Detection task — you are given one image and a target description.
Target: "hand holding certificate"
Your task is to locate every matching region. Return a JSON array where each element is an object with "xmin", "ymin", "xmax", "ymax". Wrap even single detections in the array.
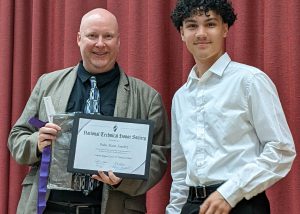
[
  {"xmin": 91, "ymin": 170, "xmax": 123, "ymax": 186},
  {"xmin": 68, "ymin": 113, "xmax": 154, "ymax": 180}
]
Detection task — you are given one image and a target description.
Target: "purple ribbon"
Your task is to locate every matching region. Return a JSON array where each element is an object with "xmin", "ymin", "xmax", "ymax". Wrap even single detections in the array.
[{"xmin": 29, "ymin": 117, "xmax": 50, "ymax": 214}]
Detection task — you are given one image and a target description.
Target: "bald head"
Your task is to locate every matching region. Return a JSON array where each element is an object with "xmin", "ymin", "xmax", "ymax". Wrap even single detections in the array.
[
  {"xmin": 80, "ymin": 8, "xmax": 119, "ymax": 33},
  {"xmin": 77, "ymin": 8, "xmax": 120, "ymax": 74}
]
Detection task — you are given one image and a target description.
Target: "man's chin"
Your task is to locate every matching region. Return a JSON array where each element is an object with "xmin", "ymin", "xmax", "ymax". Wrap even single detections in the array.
[{"xmin": 92, "ymin": 63, "xmax": 115, "ymax": 73}]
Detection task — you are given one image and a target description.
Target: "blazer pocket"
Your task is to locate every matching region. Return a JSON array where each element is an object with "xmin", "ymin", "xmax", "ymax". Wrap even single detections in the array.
[
  {"xmin": 17, "ymin": 173, "xmax": 36, "ymax": 213},
  {"xmin": 124, "ymin": 198, "xmax": 146, "ymax": 213}
]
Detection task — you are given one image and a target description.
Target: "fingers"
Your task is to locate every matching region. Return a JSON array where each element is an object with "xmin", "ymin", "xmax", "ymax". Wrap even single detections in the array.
[
  {"xmin": 199, "ymin": 202, "xmax": 209, "ymax": 214},
  {"xmin": 39, "ymin": 123, "xmax": 61, "ymax": 135},
  {"xmin": 108, "ymin": 170, "xmax": 122, "ymax": 184},
  {"xmin": 37, "ymin": 140, "xmax": 52, "ymax": 152},
  {"xmin": 39, "ymin": 123, "xmax": 61, "ymax": 140},
  {"xmin": 91, "ymin": 170, "xmax": 122, "ymax": 186},
  {"xmin": 38, "ymin": 123, "xmax": 61, "ymax": 152},
  {"xmin": 199, "ymin": 191, "xmax": 231, "ymax": 214}
]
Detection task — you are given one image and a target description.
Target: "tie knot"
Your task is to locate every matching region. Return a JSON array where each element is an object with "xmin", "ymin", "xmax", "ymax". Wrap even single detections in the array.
[{"xmin": 89, "ymin": 76, "xmax": 97, "ymax": 88}]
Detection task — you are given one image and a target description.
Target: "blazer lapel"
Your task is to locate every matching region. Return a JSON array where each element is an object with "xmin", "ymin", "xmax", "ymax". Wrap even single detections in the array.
[
  {"xmin": 55, "ymin": 65, "xmax": 78, "ymax": 113},
  {"xmin": 50, "ymin": 64, "xmax": 128, "ymax": 115},
  {"xmin": 114, "ymin": 68, "xmax": 130, "ymax": 118}
]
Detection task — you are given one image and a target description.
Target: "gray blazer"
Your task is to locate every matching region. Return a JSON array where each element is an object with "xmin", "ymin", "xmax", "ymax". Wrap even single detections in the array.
[{"xmin": 8, "ymin": 64, "xmax": 170, "ymax": 214}]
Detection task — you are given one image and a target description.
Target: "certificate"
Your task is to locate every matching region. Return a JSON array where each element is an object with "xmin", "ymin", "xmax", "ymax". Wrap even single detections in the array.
[{"xmin": 67, "ymin": 113, "xmax": 154, "ymax": 180}]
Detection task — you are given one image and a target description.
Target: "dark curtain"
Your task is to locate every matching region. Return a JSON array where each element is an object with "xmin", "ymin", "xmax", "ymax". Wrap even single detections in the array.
[{"xmin": 0, "ymin": 0, "xmax": 299, "ymax": 213}]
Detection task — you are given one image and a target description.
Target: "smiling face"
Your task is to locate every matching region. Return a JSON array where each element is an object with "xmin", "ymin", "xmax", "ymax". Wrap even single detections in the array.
[
  {"xmin": 77, "ymin": 9, "xmax": 120, "ymax": 74},
  {"xmin": 180, "ymin": 10, "xmax": 228, "ymax": 68}
]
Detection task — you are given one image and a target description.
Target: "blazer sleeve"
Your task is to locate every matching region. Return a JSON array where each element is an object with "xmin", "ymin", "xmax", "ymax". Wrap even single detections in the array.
[{"xmin": 8, "ymin": 75, "xmax": 47, "ymax": 165}]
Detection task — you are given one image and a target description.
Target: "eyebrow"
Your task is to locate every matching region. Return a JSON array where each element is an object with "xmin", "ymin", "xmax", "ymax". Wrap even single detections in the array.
[
  {"xmin": 184, "ymin": 17, "xmax": 219, "ymax": 24},
  {"xmin": 184, "ymin": 19, "xmax": 197, "ymax": 24},
  {"xmin": 205, "ymin": 18, "xmax": 219, "ymax": 22}
]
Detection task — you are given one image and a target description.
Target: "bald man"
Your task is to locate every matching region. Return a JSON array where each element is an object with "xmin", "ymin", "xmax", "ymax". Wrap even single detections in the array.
[{"xmin": 8, "ymin": 8, "xmax": 170, "ymax": 214}]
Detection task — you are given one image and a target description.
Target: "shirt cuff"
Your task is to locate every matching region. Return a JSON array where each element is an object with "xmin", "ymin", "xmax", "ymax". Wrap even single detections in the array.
[{"xmin": 217, "ymin": 180, "xmax": 243, "ymax": 208}]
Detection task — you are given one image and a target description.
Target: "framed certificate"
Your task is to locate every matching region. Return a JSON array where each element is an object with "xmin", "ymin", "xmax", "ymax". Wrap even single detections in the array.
[{"xmin": 67, "ymin": 113, "xmax": 154, "ymax": 180}]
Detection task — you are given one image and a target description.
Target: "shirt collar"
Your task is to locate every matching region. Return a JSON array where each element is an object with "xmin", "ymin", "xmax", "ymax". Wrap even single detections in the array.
[
  {"xmin": 77, "ymin": 61, "xmax": 90, "ymax": 83},
  {"xmin": 186, "ymin": 52, "xmax": 231, "ymax": 87},
  {"xmin": 77, "ymin": 61, "xmax": 120, "ymax": 87}
]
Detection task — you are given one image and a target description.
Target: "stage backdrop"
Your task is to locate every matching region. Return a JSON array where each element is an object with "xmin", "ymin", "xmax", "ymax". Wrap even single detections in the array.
[{"xmin": 1, "ymin": 0, "xmax": 299, "ymax": 213}]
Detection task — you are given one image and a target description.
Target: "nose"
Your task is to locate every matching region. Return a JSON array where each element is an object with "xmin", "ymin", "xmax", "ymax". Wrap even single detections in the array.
[
  {"xmin": 195, "ymin": 26, "xmax": 206, "ymax": 38},
  {"xmin": 95, "ymin": 37, "xmax": 105, "ymax": 47}
]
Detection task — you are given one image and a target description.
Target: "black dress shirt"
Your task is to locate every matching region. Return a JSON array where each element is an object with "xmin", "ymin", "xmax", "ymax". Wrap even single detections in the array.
[
  {"xmin": 49, "ymin": 62, "xmax": 120, "ymax": 203},
  {"xmin": 67, "ymin": 61, "xmax": 120, "ymax": 116}
]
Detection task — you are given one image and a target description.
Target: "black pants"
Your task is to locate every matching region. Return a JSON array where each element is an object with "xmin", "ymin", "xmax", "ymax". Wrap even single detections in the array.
[
  {"xmin": 181, "ymin": 192, "xmax": 270, "ymax": 214},
  {"xmin": 44, "ymin": 201, "xmax": 101, "ymax": 214}
]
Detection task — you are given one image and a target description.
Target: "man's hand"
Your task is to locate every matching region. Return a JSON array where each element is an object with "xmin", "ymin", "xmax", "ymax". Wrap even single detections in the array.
[
  {"xmin": 199, "ymin": 191, "xmax": 232, "ymax": 214},
  {"xmin": 38, "ymin": 123, "xmax": 61, "ymax": 152},
  {"xmin": 92, "ymin": 170, "xmax": 122, "ymax": 186}
]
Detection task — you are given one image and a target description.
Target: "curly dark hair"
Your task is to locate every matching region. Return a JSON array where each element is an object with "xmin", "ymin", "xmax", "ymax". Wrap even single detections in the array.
[{"xmin": 171, "ymin": 0, "xmax": 237, "ymax": 31}]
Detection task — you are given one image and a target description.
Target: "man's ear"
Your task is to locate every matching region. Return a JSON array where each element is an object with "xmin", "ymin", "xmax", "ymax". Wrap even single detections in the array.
[
  {"xmin": 180, "ymin": 26, "xmax": 185, "ymax": 41},
  {"xmin": 223, "ymin": 23, "xmax": 229, "ymax": 38},
  {"xmin": 77, "ymin": 32, "xmax": 81, "ymax": 46}
]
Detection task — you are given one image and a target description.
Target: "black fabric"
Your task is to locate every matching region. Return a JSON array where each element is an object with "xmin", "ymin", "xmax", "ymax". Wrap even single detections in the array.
[
  {"xmin": 44, "ymin": 201, "xmax": 101, "ymax": 214},
  {"xmin": 48, "ymin": 189, "xmax": 102, "ymax": 204},
  {"xmin": 180, "ymin": 191, "xmax": 270, "ymax": 214},
  {"xmin": 67, "ymin": 61, "xmax": 120, "ymax": 116},
  {"xmin": 188, "ymin": 183, "xmax": 223, "ymax": 200},
  {"xmin": 48, "ymin": 62, "xmax": 120, "ymax": 204}
]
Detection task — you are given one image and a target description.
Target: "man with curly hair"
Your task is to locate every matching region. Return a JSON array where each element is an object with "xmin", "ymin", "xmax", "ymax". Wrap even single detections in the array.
[{"xmin": 166, "ymin": 0, "xmax": 296, "ymax": 214}]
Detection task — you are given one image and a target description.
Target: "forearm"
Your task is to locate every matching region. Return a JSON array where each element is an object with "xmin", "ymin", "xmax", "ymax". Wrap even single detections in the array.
[
  {"xmin": 166, "ymin": 105, "xmax": 188, "ymax": 214},
  {"xmin": 8, "ymin": 125, "xmax": 40, "ymax": 165},
  {"xmin": 218, "ymin": 140, "xmax": 296, "ymax": 207},
  {"xmin": 8, "ymin": 76, "xmax": 44, "ymax": 165}
]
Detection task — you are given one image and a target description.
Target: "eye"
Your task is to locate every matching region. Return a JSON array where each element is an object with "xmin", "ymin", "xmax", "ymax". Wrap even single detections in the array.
[
  {"xmin": 186, "ymin": 24, "xmax": 198, "ymax": 29},
  {"xmin": 86, "ymin": 34, "xmax": 98, "ymax": 39},
  {"xmin": 104, "ymin": 34, "xmax": 114, "ymax": 40},
  {"xmin": 207, "ymin": 22, "xmax": 217, "ymax": 28}
]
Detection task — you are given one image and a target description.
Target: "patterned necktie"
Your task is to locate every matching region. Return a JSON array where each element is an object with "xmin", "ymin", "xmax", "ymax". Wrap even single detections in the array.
[
  {"xmin": 84, "ymin": 76, "xmax": 100, "ymax": 114},
  {"xmin": 77, "ymin": 76, "xmax": 101, "ymax": 195}
]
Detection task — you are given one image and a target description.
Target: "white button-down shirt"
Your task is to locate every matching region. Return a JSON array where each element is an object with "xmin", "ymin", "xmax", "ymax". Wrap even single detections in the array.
[{"xmin": 166, "ymin": 53, "xmax": 296, "ymax": 213}]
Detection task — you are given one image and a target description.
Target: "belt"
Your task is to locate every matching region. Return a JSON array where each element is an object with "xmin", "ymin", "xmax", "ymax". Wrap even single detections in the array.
[
  {"xmin": 46, "ymin": 201, "xmax": 101, "ymax": 214},
  {"xmin": 188, "ymin": 183, "xmax": 223, "ymax": 200}
]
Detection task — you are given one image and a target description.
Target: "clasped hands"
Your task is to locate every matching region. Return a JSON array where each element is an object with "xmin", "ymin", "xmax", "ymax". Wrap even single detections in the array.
[{"xmin": 38, "ymin": 122, "xmax": 122, "ymax": 186}]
